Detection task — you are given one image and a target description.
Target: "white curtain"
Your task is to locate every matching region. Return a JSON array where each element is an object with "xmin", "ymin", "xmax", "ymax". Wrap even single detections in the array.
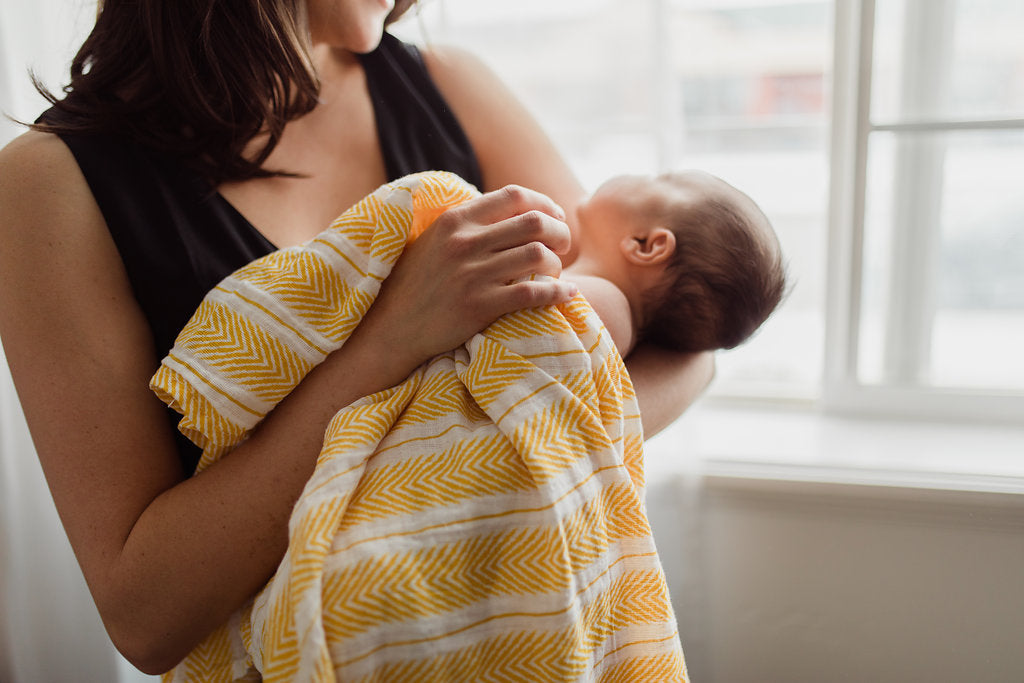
[{"xmin": 0, "ymin": 1, "xmax": 154, "ymax": 680}]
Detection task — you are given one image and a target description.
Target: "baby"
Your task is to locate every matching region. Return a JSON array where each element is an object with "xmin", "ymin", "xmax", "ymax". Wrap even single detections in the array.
[{"xmin": 563, "ymin": 170, "xmax": 786, "ymax": 356}]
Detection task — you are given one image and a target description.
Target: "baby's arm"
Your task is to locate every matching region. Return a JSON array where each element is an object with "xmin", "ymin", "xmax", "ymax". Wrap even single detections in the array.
[{"xmin": 561, "ymin": 273, "xmax": 635, "ymax": 356}]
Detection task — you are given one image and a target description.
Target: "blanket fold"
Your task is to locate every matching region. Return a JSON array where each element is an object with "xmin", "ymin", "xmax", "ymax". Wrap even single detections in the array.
[{"xmin": 152, "ymin": 171, "xmax": 686, "ymax": 682}]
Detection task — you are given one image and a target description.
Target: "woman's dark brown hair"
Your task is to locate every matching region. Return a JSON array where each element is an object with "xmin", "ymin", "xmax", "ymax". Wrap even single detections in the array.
[{"xmin": 31, "ymin": 0, "xmax": 418, "ymax": 185}]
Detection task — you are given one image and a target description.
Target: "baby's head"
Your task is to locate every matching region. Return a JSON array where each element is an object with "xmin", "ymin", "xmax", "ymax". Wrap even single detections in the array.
[{"xmin": 575, "ymin": 170, "xmax": 786, "ymax": 353}]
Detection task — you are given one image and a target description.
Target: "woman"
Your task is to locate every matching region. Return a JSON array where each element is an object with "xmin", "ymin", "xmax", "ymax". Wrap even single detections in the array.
[{"xmin": 0, "ymin": 0, "xmax": 712, "ymax": 674}]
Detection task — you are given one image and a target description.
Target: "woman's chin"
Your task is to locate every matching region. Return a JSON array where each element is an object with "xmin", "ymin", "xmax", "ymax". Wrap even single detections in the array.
[{"xmin": 343, "ymin": 21, "xmax": 390, "ymax": 54}]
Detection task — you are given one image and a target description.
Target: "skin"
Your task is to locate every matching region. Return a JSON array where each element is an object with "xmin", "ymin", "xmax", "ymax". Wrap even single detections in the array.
[
  {"xmin": 0, "ymin": 0, "xmax": 712, "ymax": 673},
  {"xmin": 566, "ymin": 170, "xmax": 778, "ymax": 353},
  {"xmin": 565, "ymin": 173, "xmax": 692, "ymax": 354}
]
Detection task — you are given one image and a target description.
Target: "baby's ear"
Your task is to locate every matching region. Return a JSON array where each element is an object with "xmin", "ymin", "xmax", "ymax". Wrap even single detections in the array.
[{"xmin": 621, "ymin": 227, "xmax": 676, "ymax": 266}]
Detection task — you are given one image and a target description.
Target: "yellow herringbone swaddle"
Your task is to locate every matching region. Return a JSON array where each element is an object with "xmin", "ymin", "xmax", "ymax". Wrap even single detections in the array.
[{"xmin": 151, "ymin": 171, "xmax": 687, "ymax": 682}]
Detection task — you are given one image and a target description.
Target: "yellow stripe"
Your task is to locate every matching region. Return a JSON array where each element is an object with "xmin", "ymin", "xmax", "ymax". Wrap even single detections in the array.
[
  {"xmin": 328, "ymin": 462, "xmax": 628, "ymax": 557},
  {"xmin": 304, "ymin": 459, "xmax": 370, "ymax": 498},
  {"xmin": 493, "ymin": 379, "xmax": 560, "ymax": 425},
  {"xmin": 364, "ymin": 421, "xmax": 476, "ymax": 460},
  {"xmin": 311, "ymin": 237, "xmax": 369, "ymax": 279},
  {"xmin": 335, "ymin": 551, "xmax": 661, "ymax": 668},
  {"xmin": 165, "ymin": 353, "xmax": 263, "ymax": 418},
  {"xmin": 594, "ymin": 630, "xmax": 681, "ymax": 670},
  {"xmin": 216, "ymin": 286, "xmax": 331, "ymax": 356},
  {"xmin": 519, "ymin": 348, "xmax": 589, "ymax": 361}
]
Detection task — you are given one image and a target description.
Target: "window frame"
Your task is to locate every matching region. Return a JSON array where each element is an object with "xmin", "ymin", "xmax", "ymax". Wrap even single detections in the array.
[{"xmin": 824, "ymin": 0, "xmax": 1024, "ymax": 424}]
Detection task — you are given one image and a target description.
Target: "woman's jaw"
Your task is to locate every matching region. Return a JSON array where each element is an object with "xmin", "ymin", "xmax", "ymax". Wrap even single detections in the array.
[{"xmin": 306, "ymin": 0, "xmax": 395, "ymax": 54}]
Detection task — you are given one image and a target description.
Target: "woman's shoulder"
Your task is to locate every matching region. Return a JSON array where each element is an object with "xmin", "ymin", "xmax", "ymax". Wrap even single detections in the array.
[
  {"xmin": 1, "ymin": 129, "xmax": 76, "ymax": 176},
  {"xmin": 0, "ymin": 129, "xmax": 108, "ymax": 261},
  {"xmin": 0, "ymin": 127, "xmax": 147, "ymax": 371},
  {"xmin": 417, "ymin": 43, "xmax": 501, "ymax": 99},
  {"xmin": 0, "ymin": 129, "xmax": 89, "ymax": 214},
  {"xmin": 412, "ymin": 43, "xmax": 515, "ymax": 148}
]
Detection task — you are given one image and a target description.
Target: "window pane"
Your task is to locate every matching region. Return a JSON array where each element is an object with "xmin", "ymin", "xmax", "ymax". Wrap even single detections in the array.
[
  {"xmin": 859, "ymin": 129, "xmax": 1024, "ymax": 391},
  {"xmin": 932, "ymin": 130, "xmax": 1024, "ymax": 390},
  {"xmin": 872, "ymin": 0, "xmax": 1024, "ymax": 122}
]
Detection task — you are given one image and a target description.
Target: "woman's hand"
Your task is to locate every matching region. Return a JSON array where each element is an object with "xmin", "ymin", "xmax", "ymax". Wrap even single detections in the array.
[
  {"xmin": 426, "ymin": 47, "xmax": 714, "ymax": 433},
  {"xmin": 358, "ymin": 184, "xmax": 579, "ymax": 373}
]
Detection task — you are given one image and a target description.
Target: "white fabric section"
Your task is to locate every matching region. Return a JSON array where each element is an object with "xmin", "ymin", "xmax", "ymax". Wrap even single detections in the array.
[{"xmin": 0, "ymin": 1, "xmax": 155, "ymax": 680}]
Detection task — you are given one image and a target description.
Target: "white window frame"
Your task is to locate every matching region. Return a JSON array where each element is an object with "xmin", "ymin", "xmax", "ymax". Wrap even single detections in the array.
[{"xmin": 825, "ymin": 0, "xmax": 1024, "ymax": 424}]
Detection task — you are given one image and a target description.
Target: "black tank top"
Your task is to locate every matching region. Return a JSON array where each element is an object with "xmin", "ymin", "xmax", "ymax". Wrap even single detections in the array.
[{"xmin": 44, "ymin": 33, "xmax": 482, "ymax": 474}]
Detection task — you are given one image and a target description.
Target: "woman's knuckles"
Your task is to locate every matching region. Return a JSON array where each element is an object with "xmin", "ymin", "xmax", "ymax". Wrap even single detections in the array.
[{"xmin": 498, "ymin": 184, "xmax": 531, "ymax": 210}]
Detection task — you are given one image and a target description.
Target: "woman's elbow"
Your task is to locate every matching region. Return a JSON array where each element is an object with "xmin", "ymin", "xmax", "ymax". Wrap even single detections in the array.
[
  {"xmin": 107, "ymin": 626, "xmax": 183, "ymax": 675},
  {"xmin": 103, "ymin": 605, "xmax": 194, "ymax": 675}
]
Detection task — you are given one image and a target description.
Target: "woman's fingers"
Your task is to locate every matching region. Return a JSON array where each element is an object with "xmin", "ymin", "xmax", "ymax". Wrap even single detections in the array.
[
  {"xmin": 487, "ymin": 275, "xmax": 579, "ymax": 315},
  {"xmin": 360, "ymin": 184, "xmax": 578, "ymax": 368},
  {"xmin": 438, "ymin": 185, "xmax": 572, "ymax": 256},
  {"xmin": 485, "ymin": 209, "xmax": 574, "ymax": 257},
  {"xmin": 482, "ymin": 238, "xmax": 565, "ymax": 283},
  {"xmin": 455, "ymin": 184, "xmax": 566, "ymax": 224}
]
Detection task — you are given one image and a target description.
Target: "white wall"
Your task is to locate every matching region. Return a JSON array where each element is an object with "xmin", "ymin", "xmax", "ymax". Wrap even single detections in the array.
[{"xmin": 645, "ymin": 443, "xmax": 1024, "ymax": 682}]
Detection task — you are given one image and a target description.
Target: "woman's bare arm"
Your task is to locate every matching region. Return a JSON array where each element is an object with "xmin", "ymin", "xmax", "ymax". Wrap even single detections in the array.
[
  {"xmin": 627, "ymin": 347, "xmax": 715, "ymax": 437},
  {"xmin": 0, "ymin": 132, "xmax": 574, "ymax": 673},
  {"xmin": 422, "ymin": 46, "xmax": 715, "ymax": 434}
]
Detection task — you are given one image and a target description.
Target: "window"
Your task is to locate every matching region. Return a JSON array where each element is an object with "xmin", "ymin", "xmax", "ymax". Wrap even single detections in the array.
[
  {"xmin": 397, "ymin": 0, "xmax": 1024, "ymax": 423},
  {"xmin": 828, "ymin": 0, "xmax": 1024, "ymax": 421}
]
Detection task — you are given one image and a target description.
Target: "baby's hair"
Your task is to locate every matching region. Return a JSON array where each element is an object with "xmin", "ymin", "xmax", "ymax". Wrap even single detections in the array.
[{"xmin": 641, "ymin": 190, "xmax": 786, "ymax": 353}]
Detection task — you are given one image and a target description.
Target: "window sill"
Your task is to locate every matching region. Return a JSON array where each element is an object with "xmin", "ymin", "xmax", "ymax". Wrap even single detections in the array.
[{"xmin": 644, "ymin": 399, "xmax": 1024, "ymax": 496}]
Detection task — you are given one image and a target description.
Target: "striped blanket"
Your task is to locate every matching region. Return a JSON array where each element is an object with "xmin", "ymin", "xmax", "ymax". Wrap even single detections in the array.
[{"xmin": 152, "ymin": 172, "xmax": 687, "ymax": 682}]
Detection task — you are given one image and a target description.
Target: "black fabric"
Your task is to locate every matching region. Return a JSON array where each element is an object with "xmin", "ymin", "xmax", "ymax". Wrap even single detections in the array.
[
  {"xmin": 41, "ymin": 32, "xmax": 481, "ymax": 474},
  {"xmin": 359, "ymin": 33, "xmax": 482, "ymax": 190}
]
